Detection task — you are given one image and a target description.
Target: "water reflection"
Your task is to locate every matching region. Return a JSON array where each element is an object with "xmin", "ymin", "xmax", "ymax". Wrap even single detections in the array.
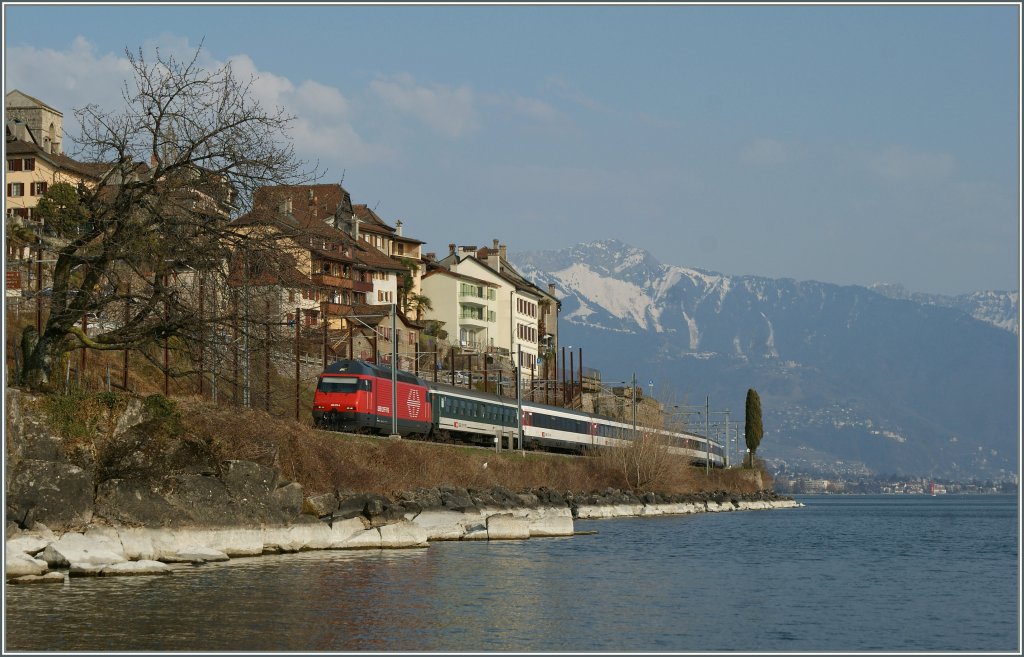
[{"xmin": 6, "ymin": 497, "xmax": 1019, "ymax": 652}]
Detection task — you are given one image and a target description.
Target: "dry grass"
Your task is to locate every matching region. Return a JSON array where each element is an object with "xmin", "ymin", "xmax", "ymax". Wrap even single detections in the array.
[{"xmin": 178, "ymin": 398, "xmax": 768, "ymax": 497}]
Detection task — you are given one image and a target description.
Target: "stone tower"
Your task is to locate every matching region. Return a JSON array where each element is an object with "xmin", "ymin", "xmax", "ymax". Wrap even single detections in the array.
[{"xmin": 6, "ymin": 89, "xmax": 63, "ymax": 155}]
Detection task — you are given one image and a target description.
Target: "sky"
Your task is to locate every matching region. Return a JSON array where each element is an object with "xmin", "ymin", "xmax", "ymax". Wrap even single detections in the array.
[{"xmin": 3, "ymin": 3, "xmax": 1020, "ymax": 296}]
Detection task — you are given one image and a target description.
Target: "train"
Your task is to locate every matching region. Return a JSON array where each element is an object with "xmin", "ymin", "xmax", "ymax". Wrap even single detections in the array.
[{"xmin": 312, "ymin": 359, "xmax": 726, "ymax": 468}]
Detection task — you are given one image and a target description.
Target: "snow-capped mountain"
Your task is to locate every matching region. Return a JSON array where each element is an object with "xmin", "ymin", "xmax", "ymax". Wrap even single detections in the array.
[
  {"xmin": 868, "ymin": 283, "xmax": 1019, "ymax": 335},
  {"xmin": 512, "ymin": 240, "xmax": 1019, "ymax": 480}
]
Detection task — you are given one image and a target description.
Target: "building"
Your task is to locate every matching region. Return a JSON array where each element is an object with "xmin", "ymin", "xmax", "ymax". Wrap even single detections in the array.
[
  {"xmin": 6, "ymin": 90, "xmax": 63, "ymax": 155},
  {"xmin": 350, "ymin": 204, "xmax": 427, "ymax": 311},
  {"xmin": 231, "ymin": 184, "xmax": 422, "ymax": 364},
  {"xmin": 5, "ymin": 91, "xmax": 107, "ymax": 260},
  {"xmin": 422, "ymin": 240, "xmax": 559, "ymax": 384}
]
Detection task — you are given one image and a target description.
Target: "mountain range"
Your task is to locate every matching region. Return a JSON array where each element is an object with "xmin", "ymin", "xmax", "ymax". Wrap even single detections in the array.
[{"xmin": 511, "ymin": 240, "xmax": 1019, "ymax": 481}]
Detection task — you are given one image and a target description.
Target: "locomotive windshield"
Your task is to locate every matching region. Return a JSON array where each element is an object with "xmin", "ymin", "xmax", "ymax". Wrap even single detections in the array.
[{"xmin": 317, "ymin": 376, "xmax": 361, "ymax": 393}]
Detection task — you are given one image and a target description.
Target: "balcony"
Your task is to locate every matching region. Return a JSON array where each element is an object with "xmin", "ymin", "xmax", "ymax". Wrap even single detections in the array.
[
  {"xmin": 321, "ymin": 302, "xmax": 354, "ymax": 316},
  {"xmin": 458, "ymin": 310, "xmax": 488, "ymax": 328},
  {"xmin": 312, "ymin": 273, "xmax": 353, "ymax": 289},
  {"xmin": 352, "ymin": 280, "xmax": 373, "ymax": 292}
]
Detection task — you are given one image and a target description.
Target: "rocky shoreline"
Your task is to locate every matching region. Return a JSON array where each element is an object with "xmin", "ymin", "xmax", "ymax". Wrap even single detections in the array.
[
  {"xmin": 5, "ymin": 387, "xmax": 800, "ymax": 584},
  {"xmin": 7, "ymin": 486, "xmax": 800, "ymax": 584}
]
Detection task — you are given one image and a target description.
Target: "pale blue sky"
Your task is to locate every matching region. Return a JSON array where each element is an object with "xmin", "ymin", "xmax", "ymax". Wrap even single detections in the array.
[{"xmin": 3, "ymin": 3, "xmax": 1020, "ymax": 295}]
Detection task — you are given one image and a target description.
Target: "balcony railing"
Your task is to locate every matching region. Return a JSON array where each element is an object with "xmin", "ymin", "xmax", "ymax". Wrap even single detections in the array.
[
  {"xmin": 321, "ymin": 301, "xmax": 354, "ymax": 316},
  {"xmin": 352, "ymin": 280, "xmax": 373, "ymax": 292},
  {"xmin": 312, "ymin": 273, "xmax": 353, "ymax": 289}
]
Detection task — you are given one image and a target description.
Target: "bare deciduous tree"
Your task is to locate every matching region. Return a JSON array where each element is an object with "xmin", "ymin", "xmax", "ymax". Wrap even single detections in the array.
[{"xmin": 21, "ymin": 45, "xmax": 316, "ymax": 391}]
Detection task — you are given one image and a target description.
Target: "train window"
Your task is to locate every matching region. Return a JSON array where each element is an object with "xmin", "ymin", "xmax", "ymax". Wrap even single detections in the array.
[{"xmin": 317, "ymin": 376, "xmax": 360, "ymax": 393}]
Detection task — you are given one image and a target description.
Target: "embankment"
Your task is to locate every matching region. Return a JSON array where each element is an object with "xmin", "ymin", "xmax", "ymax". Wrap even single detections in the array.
[{"xmin": 5, "ymin": 387, "xmax": 799, "ymax": 584}]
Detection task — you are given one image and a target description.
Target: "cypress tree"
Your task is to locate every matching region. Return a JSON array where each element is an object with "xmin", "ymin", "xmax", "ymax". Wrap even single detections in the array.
[{"xmin": 744, "ymin": 388, "xmax": 764, "ymax": 468}]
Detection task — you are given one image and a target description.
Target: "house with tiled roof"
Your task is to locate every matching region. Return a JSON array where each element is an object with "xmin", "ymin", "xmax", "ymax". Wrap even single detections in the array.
[
  {"xmin": 5, "ymin": 92, "xmax": 110, "ymax": 261},
  {"xmin": 351, "ymin": 204, "xmax": 427, "ymax": 309},
  {"xmin": 231, "ymin": 184, "xmax": 422, "ymax": 365},
  {"xmin": 422, "ymin": 239, "xmax": 560, "ymax": 383}
]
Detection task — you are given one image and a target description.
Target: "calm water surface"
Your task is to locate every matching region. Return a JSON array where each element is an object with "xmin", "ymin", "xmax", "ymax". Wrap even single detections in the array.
[{"xmin": 5, "ymin": 495, "xmax": 1019, "ymax": 652}]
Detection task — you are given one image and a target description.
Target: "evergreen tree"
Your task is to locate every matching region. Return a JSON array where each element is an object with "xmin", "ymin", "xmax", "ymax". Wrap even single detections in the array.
[{"xmin": 744, "ymin": 388, "xmax": 764, "ymax": 468}]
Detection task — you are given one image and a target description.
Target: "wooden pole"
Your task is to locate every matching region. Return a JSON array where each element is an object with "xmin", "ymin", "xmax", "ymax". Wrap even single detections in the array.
[{"xmin": 295, "ymin": 306, "xmax": 301, "ymax": 421}]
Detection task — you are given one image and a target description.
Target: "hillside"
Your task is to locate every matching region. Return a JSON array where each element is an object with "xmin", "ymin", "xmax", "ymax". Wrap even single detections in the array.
[{"xmin": 512, "ymin": 240, "xmax": 1019, "ymax": 480}]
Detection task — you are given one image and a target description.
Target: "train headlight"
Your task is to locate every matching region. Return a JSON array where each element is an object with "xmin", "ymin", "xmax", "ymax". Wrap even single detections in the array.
[{"xmin": 345, "ymin": 406, "xmax": 356, "ymax": 411}]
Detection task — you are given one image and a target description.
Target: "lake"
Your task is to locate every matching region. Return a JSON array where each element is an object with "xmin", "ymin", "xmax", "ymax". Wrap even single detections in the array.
[{"xmin": 4, "ymin": 495, "xmax": 1019, "ymax": 651}]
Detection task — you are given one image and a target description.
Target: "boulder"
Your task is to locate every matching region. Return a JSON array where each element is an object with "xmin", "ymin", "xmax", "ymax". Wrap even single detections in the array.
[
  {"xmin": 94, "ymin": 478, "xmax": 184, "ymax": 527},
  {"xmin": 6, "ymin": 534, "xmax": 50, "ymax": 557},
  {"xmin": 439, "ymin": 487, "xmax": 475, "ymax": 512},
  {"xmin": 39, "ymin": 532, "xmax": 126, "ymax": 568},
  {"xmin": 6, "ymin": 459, "xmax": 94, "ymax": 530},
  {"xmin": 100, "ymin": 560, "xmax": 172, "ymax": 576},
  {"xmin": 6, "ymin": 552, "xmax": 48, "ymax": 577},
  {"xmin": 9, "ymin": 572, "xmax": 65, "ymax": 585},
  {"xmin": 9, "ymin": 417, "xmax": 65, "ymax": 462},
  {"xmin": 221, "ymin": 460, "xmax": 278, "ymax": 504},
  {"xmin": 303, "ymin": 492, "xmax": 339, "ymax": 518},
  {"xmin": 271, "ymin": 482, "xmax": 305, "ymax": 522}
]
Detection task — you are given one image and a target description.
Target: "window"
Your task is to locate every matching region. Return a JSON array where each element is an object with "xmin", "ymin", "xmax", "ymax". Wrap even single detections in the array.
[
  {"xmin": 30, "ymin": 182, "xmax": 47, "ymax": 196},
  {"xmin": 288, "ymin": 290, "xmax": 296, "ymax": 303},
  {"xmin": 396, "ymin": 243, "xmax": 404, "ymax": 255},
  {"xmin": 317, "ymin": 376, "xmax": 360, "ymax": 393},
  {"xmin": 7, "ymin": 183, "xmax": 24, "ymax": 197},
  {"xmin": 23, "ymin": 158, "xmax": 35, "ymax": 171},
  {"xmin": 7, "ymin": 159, "xmax": 23, "ymax": 172}
]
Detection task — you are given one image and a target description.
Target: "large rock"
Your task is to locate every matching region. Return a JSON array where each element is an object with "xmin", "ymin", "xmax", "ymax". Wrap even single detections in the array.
[
  {"xmin": 439, "ymin": 487, "xmax": 475, "ymax": 512},
  {"xmin": 100, "ymin": 560, "xmax": 171, "ymax": 576},
  {"xmin": 271, "ymin": 482, "xmax": 305, "ymax": 522},
  {"xmin": 38, "ymin": 532, "xmax": 127, "ymax": 568},
  {"xmin": 6, "ymin": 552, "xmax": 49, "ymax": 577},
  {"xmin": 6, "ymin": 534, "xmax": 50, "ymax": 557},
  {"xmin": 6, "ymin": 460, "xmax": 94, "ymax": 530},
  {"xmin": 9, "ymin": 572, "xmax": 65, "ymax": 585},
  {"xmin": 303, "ymin": 492, "xmax": 340, "ymax": 518},
  {"xmin": 221, "ymin": 460, "xmax": 278, "ymax": 504}
]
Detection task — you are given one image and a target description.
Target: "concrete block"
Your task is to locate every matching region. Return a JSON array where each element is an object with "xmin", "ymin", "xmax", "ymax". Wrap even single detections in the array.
[
  {"xmin": 336, "ymin": 527, "xmax": 382, "ymax": 550},
  {"xmin": 378, "ymin": 521, "xmax": 429, "ymax": 548},
  {"xmin": 528, "ymin": 515, "xmax": 574, "ymax": 537},
  {"xmin": 328, "ymin": 518, "xmax": 369, "ymax": 547},
  {"xmin": 486, "ymin": 513, "xmax": 530, "ymax": 540}
]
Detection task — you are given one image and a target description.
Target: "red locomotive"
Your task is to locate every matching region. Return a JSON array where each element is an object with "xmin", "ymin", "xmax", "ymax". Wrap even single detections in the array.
[{"xmin": 312, "ymin": 360, "xmax": 432, "ymax": 436}]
